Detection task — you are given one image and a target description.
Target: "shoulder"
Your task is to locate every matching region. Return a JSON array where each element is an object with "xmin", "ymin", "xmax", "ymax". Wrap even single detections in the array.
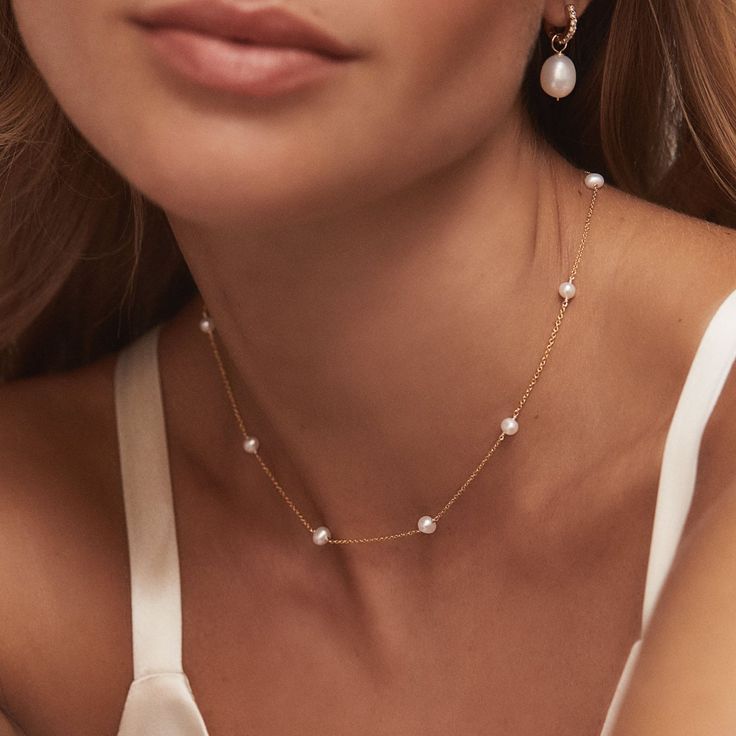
[
  {"xmin": 578, "ymin": 179, "xmax": 736, "ymax": 369},
  {"xmin": 0, "ymin": 352, "xmax": 120, "ymax": 518},
  {"xmin": 0, "ymin": 346, "xmax": 122, "ymax": 540},
  {"xmin": 591, "ymin": 179, "xmax": 736, "ymax": 280},
  {"xmin": 0, "ymin": 353, "xmax": 123, "ymax": 717},
  {"xmin": 593, "ymin": 182, "xmax": 736, "ymax": 456},
  {"xmin": 601, "ymin": 189, "xmax": 736, "ymax": 734},
  {"xmin": 610, "ymin": 478, "xmax": 736, "ymax": 735},
  {"xmin": 593, "ymin": 182, "xmax": 736, "ymax": 317}
]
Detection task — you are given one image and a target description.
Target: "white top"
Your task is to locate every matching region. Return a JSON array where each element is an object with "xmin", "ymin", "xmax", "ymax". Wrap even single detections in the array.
[{"xmin": 114, "ymin": 288, "xmax": 736, "ymax": 735}]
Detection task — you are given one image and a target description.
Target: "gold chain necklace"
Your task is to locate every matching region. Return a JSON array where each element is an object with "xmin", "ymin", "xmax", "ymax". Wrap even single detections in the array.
[{"xmin": 198, "ymin": 171, "xmax": 604, "ymax": 546}]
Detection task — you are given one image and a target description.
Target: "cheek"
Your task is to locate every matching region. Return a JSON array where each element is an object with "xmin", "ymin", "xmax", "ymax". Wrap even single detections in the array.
[
  {"xmin": 360, "ymin": 0, "xmax": 541, "ymax": 173},
  {"xmin": 11, "ymin": 0, "xmax": 152, "ymax": 165},
  {"xmin": 9, "ymin": 0, "xmax": 541, "ymax": 229},
  {"xmin": 386, "ymin": 0, "xmax": 535, "ymax": 104},
  {"xmin": 11, "ymin": 1, "xmax": 124, "ymax": 102}
]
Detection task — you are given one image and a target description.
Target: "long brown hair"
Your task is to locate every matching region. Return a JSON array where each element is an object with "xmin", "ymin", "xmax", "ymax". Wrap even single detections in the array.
[{"xmin": 1, "ymin": 0, "xmax": 735, "ymax": 382}]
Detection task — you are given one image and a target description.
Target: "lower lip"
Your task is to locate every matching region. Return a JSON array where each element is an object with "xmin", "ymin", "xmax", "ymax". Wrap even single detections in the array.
[{"xmin": 139, "ymin": 26, "xmax": 350, "ymax": 97}]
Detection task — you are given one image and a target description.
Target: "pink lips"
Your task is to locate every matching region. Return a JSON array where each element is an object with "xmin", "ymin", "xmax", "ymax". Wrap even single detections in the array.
[{"xmin": 129, "ymin": 1, "xmax": 362, "ymax": 97}]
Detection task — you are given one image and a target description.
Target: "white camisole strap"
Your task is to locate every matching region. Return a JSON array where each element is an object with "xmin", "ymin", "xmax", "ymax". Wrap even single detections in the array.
[
  {"xmin": 641, "ymin": 288, "xmax": 736, "ymax": 632},
  {"xmin": 600, "ymin": 287, "xmax": 736, "ymax": 735},
  {"xmin": 114, "ymin": 322, "xmax": 184, "ymax": 679}
]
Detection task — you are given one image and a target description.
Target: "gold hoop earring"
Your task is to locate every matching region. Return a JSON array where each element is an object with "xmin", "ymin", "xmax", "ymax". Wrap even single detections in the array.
[{"xmin": 540, "ymin": 4, "xmax": 578, "ymax": 101}]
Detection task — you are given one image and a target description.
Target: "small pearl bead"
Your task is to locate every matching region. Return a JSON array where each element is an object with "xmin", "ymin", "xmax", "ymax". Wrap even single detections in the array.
[
  {"xmin": 584, "ymin": 172, "xmax": 605, "ymax": 189},
  {"xmin": 417, "ymin": 515, "xmax": 437, "ymax": 534},
  {"xmin": 559, "ymin": 281, "xmax": 577, "ymax": 300},
  {"xmin": 243, "ymin": 436, "xmax": 260, "ymax": 454},
  {"xmin": 199, "ymin": 316, "xmax": 215, "ymax": 334},
  {"xmin": 540, "ymin": 53, "xmax": 576, "ymax": 99},
  {"xmin": 501, "ymin": 417, "xmax": 519, "ymax": 436},
  {"xmin": 312, "ymin": 526, "xmax": 331, "ymax": 545}
]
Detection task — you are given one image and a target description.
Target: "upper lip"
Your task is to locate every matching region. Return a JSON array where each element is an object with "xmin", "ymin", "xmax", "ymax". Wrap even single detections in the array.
[{"xmin": 130, "ymin": 1, "xmax": 361, "ymax": 59}]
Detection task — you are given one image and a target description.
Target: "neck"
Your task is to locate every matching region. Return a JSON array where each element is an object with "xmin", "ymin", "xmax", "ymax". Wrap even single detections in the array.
[{"xmin": 161, "ymin": 113, "xmax": 592, "ymax": 548}]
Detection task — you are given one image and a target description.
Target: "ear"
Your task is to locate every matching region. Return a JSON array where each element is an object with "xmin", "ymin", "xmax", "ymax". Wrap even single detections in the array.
[{"xmin": 541, "ymin": 1, "xmax": 594, "ymax": 36}]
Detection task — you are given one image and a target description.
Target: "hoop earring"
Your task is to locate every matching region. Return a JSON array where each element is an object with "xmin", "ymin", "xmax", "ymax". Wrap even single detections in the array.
[{"xmin": 540, "ymin": 4, "xmax": 578, "ymax": 101}]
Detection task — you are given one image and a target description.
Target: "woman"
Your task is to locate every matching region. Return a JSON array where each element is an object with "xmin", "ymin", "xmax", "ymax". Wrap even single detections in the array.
[{"xmin": 0, "ymin": 0, "xmax": 735, "ymax": 733}]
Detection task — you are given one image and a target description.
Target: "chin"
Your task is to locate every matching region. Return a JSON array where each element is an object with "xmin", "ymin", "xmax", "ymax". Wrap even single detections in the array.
[
  {"xmin": 106, "ymin": 133, "xmax": 346, "ymax": 228},
  {"xmin": 108, "ymin": 121, "xmax": 417, "ymax": 230}
]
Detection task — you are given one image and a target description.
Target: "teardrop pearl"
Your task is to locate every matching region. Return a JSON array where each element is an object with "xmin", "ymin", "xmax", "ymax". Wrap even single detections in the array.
[
  {"xmin": 312, "ymin": 526, "xmax": 332, "ymax": 545},
  {"xmin": 417, "ymin": 515, "xmax": 437, "ymax": 534},
  {"xmin": 540, "ymin": 53, "xmax": 576, "ymax": 99},
  {"xmin": 243, "ymin": 436, "xmax": 260, "ymax": 454}
]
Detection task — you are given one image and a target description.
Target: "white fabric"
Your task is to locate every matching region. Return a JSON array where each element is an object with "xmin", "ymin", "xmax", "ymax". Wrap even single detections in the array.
[
  {"xmin": 642, "ymin": 287, "xmax": 736, "ymax": 632},
  {"xmin": 115, "ymin": 323, "xmax": 210, "ymax": 735},
  {"xmin": 113, "ymin": 290, "xmax": 736, "ymax": 735},
  {"xmin": 115, "ymin": 323, "xmax": 183, "ymax": 679},
  {"xmin": 599, "ymin": 287, "xmax": 736, "ymax": 734},
  {"xmin": 117, "ymin": 674, "xmax": 210, "ymax": 735}
]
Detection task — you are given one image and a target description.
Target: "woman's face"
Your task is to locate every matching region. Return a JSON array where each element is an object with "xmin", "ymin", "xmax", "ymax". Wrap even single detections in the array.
[{"xmin": 11, "ymin": 0, "xmax": 549, "ymax": 227}]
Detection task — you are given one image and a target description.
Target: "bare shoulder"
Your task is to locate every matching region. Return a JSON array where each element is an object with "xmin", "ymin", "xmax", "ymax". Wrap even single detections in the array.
[
  {"xmin": 599, "ymin": 188, "xmax": 736, "ymax": 734},
  {"xmin": 0, "ymin": 353, "xmax": 127, "ymax": 720},
  {"xmin": 0, "ymin": 351, "xmax": 120, "ymax": 517},
  {"xmin": 593, "ymin": 182, "xmax": 736, "ymax": 471},
  {"xmin": 610, "ymin": 478, "xmax": 736, "ymax": 735},
  {"xmin": 0, "ymin": 348, "xmax": 122, "ymax": 549},
  {"xmin": 593, "ymin": 181, "xmax": 736, "ymax": 299},
  {"xmin": 577, "ymin": 179, "xmax": 736, "ymax": 372}
]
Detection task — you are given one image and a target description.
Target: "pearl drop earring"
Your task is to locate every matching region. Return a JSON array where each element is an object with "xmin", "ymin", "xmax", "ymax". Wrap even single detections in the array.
[{"xmin": 540, "ymin": 4, "xmax": 578, "ymax": 101}]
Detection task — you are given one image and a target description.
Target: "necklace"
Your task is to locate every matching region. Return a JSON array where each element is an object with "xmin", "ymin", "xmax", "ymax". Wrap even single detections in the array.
[{"xmin": 198, "ymin": 171, "xmax": 604, "ymax": 546}]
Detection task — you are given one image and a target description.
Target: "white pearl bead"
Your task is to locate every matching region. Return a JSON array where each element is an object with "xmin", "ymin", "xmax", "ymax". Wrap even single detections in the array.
[
  {"xmin": 559, "ymin": 281, "xmax": 577, "ymax": 300},
  {"xmin": 243, "ymin": 436, "xmax": 260, "ymax": 454},
  {"xmin": 501, "ymin": 417, "xmax": 519, "ymax": 435},
  {"xmin": 312, "ymin": 526, "xmax": 331, "ymax": 545},
  {"xmin": 540, "ymin": 53, "xmax": 576, "ymax": 99},
  {"xmin": 417, "ymin": 515, "xmax": 437, "ymax": 534},
  {"xmin": 584, "ymin": 172, "xmax": 605, "ymax": 189},
  {"xmin": 199, "ymin": 316, "xmax": 215, "ymax": 333}
]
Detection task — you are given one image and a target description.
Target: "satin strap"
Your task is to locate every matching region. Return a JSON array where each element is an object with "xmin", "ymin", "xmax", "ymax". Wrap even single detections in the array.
[{"xmin": 600, "ymin": 288, "xmax": 736, "ymax": 734}]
